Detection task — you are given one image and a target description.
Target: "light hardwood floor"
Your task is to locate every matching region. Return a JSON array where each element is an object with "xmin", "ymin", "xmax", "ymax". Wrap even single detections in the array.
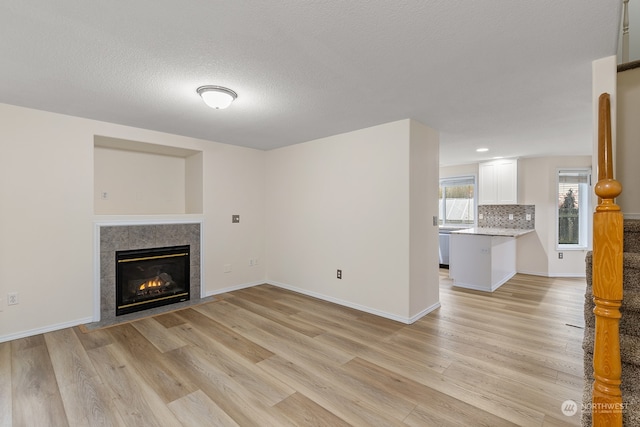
[{"xmin": 1, "ymin": 271, "xmax": 586, "ymax": 426}]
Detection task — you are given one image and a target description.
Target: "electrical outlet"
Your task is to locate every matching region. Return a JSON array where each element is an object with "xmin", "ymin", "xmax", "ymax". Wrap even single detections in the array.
[
  {"xmin": 337, "ymin": 269, "xmax": 342, "ymax": 279},
  {"xmin": 224, "ymin": 264, "xmax": 232, "ymax": 273},
  {"xmin": 508, "ymin": 214, "xmax": 514, "ymax": 220},
  {"xmin": 558, "ymin": 252, "xmax": 563, "ymax": 259},
  {"xmin": 526, "ymin": 213, "xmax": 532, "ymax": 221},
  {"xmin": 8, "ymin": 292, "xmax": 18, "ymax": 305}
]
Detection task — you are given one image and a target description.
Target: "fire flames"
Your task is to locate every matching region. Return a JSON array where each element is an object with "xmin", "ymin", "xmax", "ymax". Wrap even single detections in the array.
[{"xmin": 139, "ymin": 277, "xmax": 164, "ymax": 291}]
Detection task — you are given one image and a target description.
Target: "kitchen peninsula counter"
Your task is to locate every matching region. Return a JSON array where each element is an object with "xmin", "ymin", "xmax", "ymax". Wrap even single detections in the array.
[
  {"xmin": 449, "ymin": 227, "xmax": 534, "ymax": 292},
  {"xmin": 451, "ymin": 227, "xmax": 534, "ymax": 237}
]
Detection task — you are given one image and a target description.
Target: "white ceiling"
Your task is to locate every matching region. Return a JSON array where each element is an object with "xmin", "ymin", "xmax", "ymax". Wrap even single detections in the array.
[{"xmin": 0, "ymin": 1, "xmax": 622, "ymax": 166}]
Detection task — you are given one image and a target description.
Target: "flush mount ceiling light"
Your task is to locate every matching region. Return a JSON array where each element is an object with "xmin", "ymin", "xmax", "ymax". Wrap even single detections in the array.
[
  {"xmin": 476, "ymin": 147, "xmax": 489, "ymax": 152},
  {"xmin": 196, "ymin": 85, "xmax": 237, "ymax": 109}
]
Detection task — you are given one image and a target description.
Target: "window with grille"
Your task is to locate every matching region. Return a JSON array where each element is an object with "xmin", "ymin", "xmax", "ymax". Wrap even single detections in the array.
[
  {"xmin": 557, "ymin": 169, "xmax": 591, "ymax": 249},
  {"xmin": 439, "ymin": 176, "xmax": 476, "ymax": 226}
]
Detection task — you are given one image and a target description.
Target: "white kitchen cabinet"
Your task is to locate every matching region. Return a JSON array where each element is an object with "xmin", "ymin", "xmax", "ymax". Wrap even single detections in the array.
[
  {"xmin": 449, "ymin": 233, "xmax": 516, "ymax": 292},
  {"xmin": 478, "ymin": 158, "xmax": 518, "ymax": 204},
  {"xmin": 449, "ymin": 227, "xmax": 533, "ymax": 292}
]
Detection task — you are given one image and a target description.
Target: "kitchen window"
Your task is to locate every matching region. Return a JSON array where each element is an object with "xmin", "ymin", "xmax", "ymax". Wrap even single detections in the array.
[
  {"xmin": 439, "ymin": 175, "xmax": 476, "ymax": 226},
  {"xmin": 557, "ymin": 168, "xmax": 592, "ymax": 250}
]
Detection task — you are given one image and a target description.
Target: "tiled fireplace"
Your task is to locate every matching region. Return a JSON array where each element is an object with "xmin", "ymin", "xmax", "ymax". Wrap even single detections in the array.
[{"xmin": 91, "ymin": 220, "xmax": 207, "ymax": 328}]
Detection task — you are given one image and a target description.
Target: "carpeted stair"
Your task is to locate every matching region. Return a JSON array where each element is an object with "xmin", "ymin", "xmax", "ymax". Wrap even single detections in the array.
[{"xmin": 583, "ymin": 219, "xmax": 640, "ymax": 426}]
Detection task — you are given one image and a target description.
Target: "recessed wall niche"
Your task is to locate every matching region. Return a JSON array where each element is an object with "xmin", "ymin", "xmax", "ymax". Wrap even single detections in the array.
[{"xmin": 94, "ymin": 136, "xmax": 203, "ymax": 215}]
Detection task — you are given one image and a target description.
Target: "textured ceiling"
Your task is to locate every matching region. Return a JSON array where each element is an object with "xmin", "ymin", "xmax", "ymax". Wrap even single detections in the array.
[{"xmin": 0, "ymin": 1, "xmax": 621, "ymax": 165}]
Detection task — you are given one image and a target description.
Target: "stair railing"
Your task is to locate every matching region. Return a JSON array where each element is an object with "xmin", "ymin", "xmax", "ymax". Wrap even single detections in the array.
[
  {"xmin": 622, "ymin": 0, "xmax": 630, "ymax": 63},
  {"xmin": 591, "ymin": 92, "xmax": 624, "ymax": 426}
]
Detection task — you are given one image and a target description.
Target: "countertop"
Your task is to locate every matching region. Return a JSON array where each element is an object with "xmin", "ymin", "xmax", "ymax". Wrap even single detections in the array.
[
  {"xmin": 450, "ymin": 227, "xmax": 535, "ymax": 237},
  {"xmin": 438, "ymin": 226, "xmax": 471, "ymax": 234}
]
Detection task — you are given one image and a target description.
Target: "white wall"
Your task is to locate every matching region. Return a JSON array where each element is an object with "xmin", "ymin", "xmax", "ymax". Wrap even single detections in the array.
[
  {"xmin": 617, "ymin": 67, "xmax": 640, "ymax": 218},
  {"xmin": 0, "ymin": 103, "xmax": 265, "ymax": 341},
  {"xmin": 0, "ymin": 104, "xmax": 440, "ymax": 339},
  {"xmin": 592, "ymin": 56, "xmax": 617, "ymax": 197},
  {"xmin": 409, "ymin": 121, "xmax": 440, "ymax": 318},
  {"xmin": 203, "ymin": 142, "xmax": 266, "ymax": 288},
  {"xmin": 94, "ymin": 147, "xmax": 187, "ymax": 215},
  {"xmin": 439, "ymin": 163, "xmax": 479, "ymax": 179},
  {"xmin": 517, "ymin": 156, "xmax": 593, "ymax": 277},
  {"xmin": 186, "ymin": 152, "xmax": 204, "ymax": 214},
  {"xmin": 0, "ymin": 105, "xmax": 94, "ymax": 340},
  {"xmin": 4, "ymin": 96, "xmax": 594, "ymax": 340},
  {"xmin": 265, "ymin": 119, "xmax": 440, "ymax": 322}
]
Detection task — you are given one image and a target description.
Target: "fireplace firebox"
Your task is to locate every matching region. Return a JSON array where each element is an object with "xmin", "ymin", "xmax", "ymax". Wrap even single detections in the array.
[{"xmin": 115, "ymin": 245, "xmax": 190, "ymax": 316}]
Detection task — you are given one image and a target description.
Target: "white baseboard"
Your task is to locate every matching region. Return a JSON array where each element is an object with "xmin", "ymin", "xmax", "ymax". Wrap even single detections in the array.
[
  {"xmin": 548, "ymin": 273, "xmax": 587, "ymax": 278},
  {"xmin": 408, "ymin": 302, "xmax": 442, "ymax": 324},
  {"xmin": 205, "ymin": 281, "xmax": 266, "ymax": 297},
  {"xmin": 267, "ymin": 280, "xmax": 440, "ymax": 324},
  {"xmin": 0, "ymin": 316, "xmax": 94, "ymax": 344},
  {"xmin": 515, "ymin": 269, "xmax": 549, "ymax": 277},
  {"xmin": 516, "ymin": 270, "xmax": 586, "ymax": 279}
]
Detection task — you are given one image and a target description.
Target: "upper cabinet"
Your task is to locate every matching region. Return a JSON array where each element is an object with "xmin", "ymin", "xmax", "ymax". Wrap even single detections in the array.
[{"xmin": 478, "ymin": 158, "xmax": 518, "ymax": 205}]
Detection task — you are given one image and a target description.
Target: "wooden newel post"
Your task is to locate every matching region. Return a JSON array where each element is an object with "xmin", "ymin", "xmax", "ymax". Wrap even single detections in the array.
[{"xmin": 592, "ymin": 93, "xmax": 624, "ymax": 426}]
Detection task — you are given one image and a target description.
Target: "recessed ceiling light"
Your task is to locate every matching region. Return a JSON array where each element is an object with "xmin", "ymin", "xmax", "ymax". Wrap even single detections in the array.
[
  {"xmin": 476, "ymin": 148, "xmax": 489, "ymax": 152},
  {"xmin": 196, "ymin": 85, "xmax": 237, "ymax": 109}
]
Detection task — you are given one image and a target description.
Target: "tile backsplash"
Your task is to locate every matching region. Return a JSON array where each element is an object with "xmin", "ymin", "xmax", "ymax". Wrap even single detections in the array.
[{"xmin": 478, "ymin": 204, "xmax": 535, "ymax": 229}]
